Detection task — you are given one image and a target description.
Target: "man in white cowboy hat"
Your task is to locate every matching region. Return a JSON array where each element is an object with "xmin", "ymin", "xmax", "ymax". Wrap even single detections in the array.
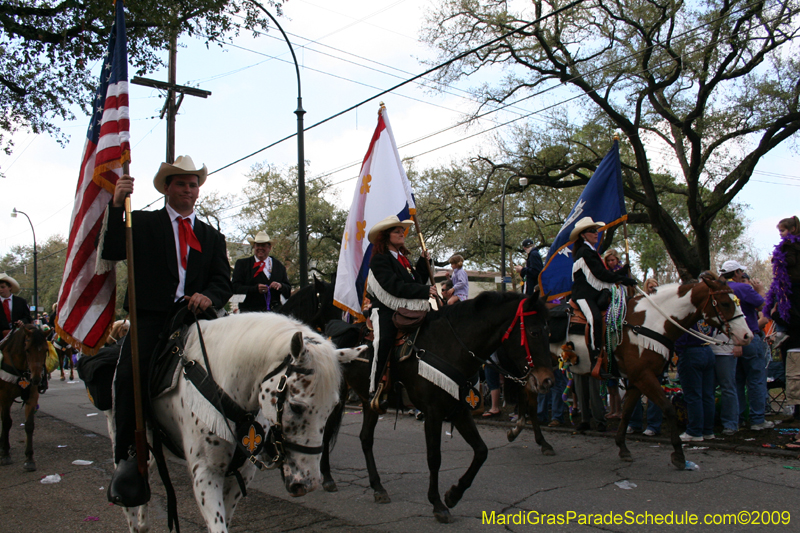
[
  {"xmin": 231, "ymin": 230, "xmax": 291, "ymax": 312},
  {"xmin": 99, "ymin": 155, "xmax": 232, "ymax": 505},
  {"xmin": 570, "ymin": 217, "xmax": 636, "ymax": 379},
  {"xmin": 0, "ymin": 272, "xmax": 32, "ymax": 338}
]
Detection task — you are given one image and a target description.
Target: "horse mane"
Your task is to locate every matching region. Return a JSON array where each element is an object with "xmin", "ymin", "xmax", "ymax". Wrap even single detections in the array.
[
  {"xmin": 428, "ymin": 291, "xmax": 530, "ymax": 323},
  {"xmin": 190, "ymin": 313, "xmax": 341, "ymax": 405},
  {"xmin": 0, "ymin": 325, "xmax": 48, "ymax": 357}
]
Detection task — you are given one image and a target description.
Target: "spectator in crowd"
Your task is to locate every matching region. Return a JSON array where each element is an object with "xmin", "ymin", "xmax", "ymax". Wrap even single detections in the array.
[
  {"xmin": 514, "ymin": 238, "xmax": 543, "ymax": 295},
  {"xmin": 675, "ymin": 319, "xmax": 718, "ymax": 441},
  {"xmin": 482, "ymin": 353, "xmax": 502, "ymax": 418},
  {"xmin": 444, "ymin": 254, "xmax": 469, "ymax": 304},
  {"xmin": 711, "ymin": 328, "xmax": 739, "ymax": 436},
  {"xmin": 719, "ymin": 260, "xmax": 772, "ymax": 430},
  {"xmin": 626, "ymin": 396, "xmax": 663, "ymax": 436},
  {"xmin": 537, "ymin": 364, "xmax": 568, "ymax": 426}
]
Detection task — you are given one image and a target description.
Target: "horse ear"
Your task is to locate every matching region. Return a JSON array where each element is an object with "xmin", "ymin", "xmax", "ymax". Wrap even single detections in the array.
[
  {"xmin": 290, "ymin": 331, "xmax": 304, "ymax": 359},
  {"xmin": 335, "ymin": 344, "xmax": 368, "ymax": 364}
]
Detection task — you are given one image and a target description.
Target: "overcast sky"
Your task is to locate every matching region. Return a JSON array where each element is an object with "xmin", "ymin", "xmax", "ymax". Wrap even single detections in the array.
[{"xmin": 2, "ymin": 0, "xmax": 798, "ymax": 265}]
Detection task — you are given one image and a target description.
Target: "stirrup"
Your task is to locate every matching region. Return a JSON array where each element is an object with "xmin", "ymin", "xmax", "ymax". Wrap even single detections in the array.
[
  {"xmin": 369, "ymin": 382, "xmax": 388, "ymax": 414},
  {"xmin": 108, "ymin": 447, "xmax": 151, "ymax": 507}
]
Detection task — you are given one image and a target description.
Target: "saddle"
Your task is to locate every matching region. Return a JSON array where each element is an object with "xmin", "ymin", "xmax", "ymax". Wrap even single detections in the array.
[{"xmin": 549, "ymin": 301, "xmax": 611, "ymax": 380}]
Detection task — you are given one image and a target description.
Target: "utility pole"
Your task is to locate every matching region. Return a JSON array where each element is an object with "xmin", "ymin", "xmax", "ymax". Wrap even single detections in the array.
[{"xmin": 131, "ymin": 37, "xmax": 210, "ymax": 164}]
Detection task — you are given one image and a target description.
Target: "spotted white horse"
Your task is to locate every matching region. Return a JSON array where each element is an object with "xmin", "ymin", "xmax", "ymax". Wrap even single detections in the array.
[
  {"xmin": 109, "ymin": 312, "xmax": 367, "ymax": 533},
  {"xmin": 509, "ymin": 277, "xmax": 751, "ymax": 469}
]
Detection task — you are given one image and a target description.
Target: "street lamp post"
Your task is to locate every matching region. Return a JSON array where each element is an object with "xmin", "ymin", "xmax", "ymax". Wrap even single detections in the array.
[
  {"xmin": 500, "ymin": 176, "xmax": 528, "ymax": 292},
  {"xmin": 250, "ymin": 1, "xmax": 308, "ymax": 288},
  {"xmin": 10, "ymin": 208, "xmax": 37, "ymax": 317}
]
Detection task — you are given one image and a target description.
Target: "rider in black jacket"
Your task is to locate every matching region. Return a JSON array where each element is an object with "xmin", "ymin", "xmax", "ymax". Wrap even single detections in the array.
[{"xmin": 569, "ymin": 217, "xmax": 636, "ymax": 370}]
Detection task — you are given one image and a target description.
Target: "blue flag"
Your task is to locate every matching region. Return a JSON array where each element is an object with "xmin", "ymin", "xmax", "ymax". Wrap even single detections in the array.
[{"xmin": 539, "ymin": 141, "xmax": 626, "ymax": 300}]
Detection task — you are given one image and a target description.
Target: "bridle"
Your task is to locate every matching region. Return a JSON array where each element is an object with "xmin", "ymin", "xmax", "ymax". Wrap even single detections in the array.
[
  {"xmin": 0, "ymin": 326, "xmax": 45, "ymax": 392},
  {"xmin": 441, "ymin": 298, "xmax": 546, "ymax": 385},
  {"xmin": 258, "ymin": 354, "xmax": 325, "ymax": 469},
  {"xmin": 700, "ymin": 284, "xmax": 745, "ymax": 340}
]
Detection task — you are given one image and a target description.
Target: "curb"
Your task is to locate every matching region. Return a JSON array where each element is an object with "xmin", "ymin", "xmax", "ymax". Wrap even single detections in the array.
[{"xmin": 476, "ymin": 418, "xmax": 800, "ymax": 460}]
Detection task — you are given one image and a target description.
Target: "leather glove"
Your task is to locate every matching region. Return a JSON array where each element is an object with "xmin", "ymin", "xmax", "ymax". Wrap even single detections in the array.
[{"xmin": 621, "ymin": 278, "xmax": 637, "ymax": 287}]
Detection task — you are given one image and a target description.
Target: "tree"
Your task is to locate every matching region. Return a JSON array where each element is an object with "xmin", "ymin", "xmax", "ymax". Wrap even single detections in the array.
[
  {"xmin": 236, "ymin": 163, "xmax": 347, "ymax": 284},
  {"xmin": 422, "ymin": 0, "xmax": 800, "ymax": 279},
  {"xmin": 0, "ymin": 234, "xmax": 68, "ymax": 316},
  {"xmin": 0, "ymin": 0, "xmax": 279, "ymax": 163}
]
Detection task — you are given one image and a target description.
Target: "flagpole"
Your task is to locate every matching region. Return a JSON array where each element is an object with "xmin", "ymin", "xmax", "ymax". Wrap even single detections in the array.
[
  {"xmin": 122, "ymin": 161, "xmax": 148, "ymax": 477},
  {"xmin": 410, "ymin": 214, "xmax": 440, "ymax": 298}
]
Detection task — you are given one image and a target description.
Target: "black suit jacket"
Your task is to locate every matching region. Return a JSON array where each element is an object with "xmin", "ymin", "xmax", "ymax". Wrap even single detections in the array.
[
  {"xmin": 100, "ymin": 206, "xmax": 232, "ymax": 315},
  {"xmin": 368, "ymin": 251, "xmax": 430, "ymax": 309},
  {"xmin": 571, "ymin": 241, "xmax": 628, "ymax": 301},
  {"xmin": 520, "ymin": 249, "xmax": 544, "ymax": 295},
  {"xmin": 0, "ymin": 294, "xmax": 32, "ymax": 333},
  {"xmin": 231, "ymin": 255, "xmax": 291, "ymax": 311}
]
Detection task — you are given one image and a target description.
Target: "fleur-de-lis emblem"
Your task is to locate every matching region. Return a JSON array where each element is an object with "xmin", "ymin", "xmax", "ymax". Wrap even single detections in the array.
[
  {"xmin": 732, "ymin": 295, "xmax": 741, "ymax": 307},
  {"xmin": 18, "ymin": 378, "xmax": 30, "ymax": 389},
  {"xmin": 242, "ymin": 425, "xmax": 263, "ymax": 453},
  {"xmin": 465, "ymin": 389, "xmax": 480, "ymax": 409},
  {"xmin": 360, "ymin": 174, "xmax": 372, "ymax": 194},
  {"xmin": 356, "ymin": 220, "xmax": 367, "ymax": 241}
]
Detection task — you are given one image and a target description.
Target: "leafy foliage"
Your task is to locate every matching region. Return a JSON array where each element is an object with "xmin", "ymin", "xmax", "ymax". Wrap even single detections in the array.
[
  {"xmin": 0, "ymin": 0, "xmax": 280, "ymax": 164},
  {"xmin": 422, "ymin": 0, "xmax": 800, "ymax": 278}
]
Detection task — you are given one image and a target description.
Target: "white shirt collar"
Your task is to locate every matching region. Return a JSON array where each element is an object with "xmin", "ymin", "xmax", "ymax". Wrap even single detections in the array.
[{"xmin": 165, "ymin": 203, "xmax": 195, "ymax": 224}]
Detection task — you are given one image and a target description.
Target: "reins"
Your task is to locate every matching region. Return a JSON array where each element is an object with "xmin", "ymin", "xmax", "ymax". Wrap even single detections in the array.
[
  {"xmin": 631, "ymin": 285, "xmax": 742, "ymax": 345},
  {"xmin": 438, "ymin": 298, "xmax": 541, "ymax": 386}
]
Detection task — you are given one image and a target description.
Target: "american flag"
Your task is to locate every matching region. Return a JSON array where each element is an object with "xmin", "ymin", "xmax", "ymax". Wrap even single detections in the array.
[{"xmin": 56, "ymin": 0, "xmax": 129, "ymax": 354}]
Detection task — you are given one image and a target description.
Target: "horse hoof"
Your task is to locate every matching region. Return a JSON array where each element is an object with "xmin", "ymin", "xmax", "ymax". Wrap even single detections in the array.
[
  {"xmin": 322, "ymin": 480, "xmax": 338, "ymax": 493},
  {"xmin": 60, "ymin": 376, "xmax": 65, "ymax": 381},
  {"xmin": 0, "ymin": 456, "xmax": 10, "ymax": 466},
  {"xmin": 620, "ymin": 455, "xmax": 634, "ymax": 463},
  {"xmin": 374, "ymin": 491, "xmax": 391, "ymax": 504},
  {"xmin": 23, "ymin": 461, "xmax": 36, "ymax": 472},
  {"xmin": 444, "ymin": 486, "xmax": 462, "ymax": 508},
  {"xmin": 506, "ymin": 431, "xmax": 518, "ymax": 442},
  {"xmin": 671, "ymin": 453, "xmax": 686, "ymax": 470},
  {"xmin": 434, "ymin": 509, "xmax": 454, "ymax": 523},
  {"xmin": 542, "ymin": 448, "xmax": 556, "ymax": 456}
]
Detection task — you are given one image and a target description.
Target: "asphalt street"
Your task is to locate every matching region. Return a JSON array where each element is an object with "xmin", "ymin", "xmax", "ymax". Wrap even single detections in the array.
[{"xmin": 3, "ymin": 377, "xmax": 799, "ymax": 532}]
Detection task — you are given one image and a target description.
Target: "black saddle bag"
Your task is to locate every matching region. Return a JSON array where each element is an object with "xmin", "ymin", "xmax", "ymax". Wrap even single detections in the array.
[{"xmin": 77, "ymin": 341, "xmax": 122, "ymax": 411}]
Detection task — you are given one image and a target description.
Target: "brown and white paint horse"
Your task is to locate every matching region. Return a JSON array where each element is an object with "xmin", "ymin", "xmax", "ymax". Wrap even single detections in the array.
[{"xmin": 509, "ymin": 277, "xmax": 751, "ymax": 470}]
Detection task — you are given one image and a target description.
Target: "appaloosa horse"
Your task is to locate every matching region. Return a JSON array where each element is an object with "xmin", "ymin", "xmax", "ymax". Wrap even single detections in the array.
[
  {"xmin": 508, "ymin": 278, "xmax": 751, "ymax": 470},
  {"xmin": 113, "ymin": 313, "xmax": 367, "ymax": 533},
  {"xmin": 323, "ymin": 291, "xmax": 553, "ymax": 523},
  {"xmin": 0, "ymin": 325, "xmax": 49, "ymax": 471}
]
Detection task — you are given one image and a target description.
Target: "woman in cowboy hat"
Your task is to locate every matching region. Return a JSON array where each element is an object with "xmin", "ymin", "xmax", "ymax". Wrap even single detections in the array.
[
  {"xmin": 570, "ymin": 217, "xmax": 636, "ymax": 374},
  {"xmin": 231, "ymin": 231, "xmax": 291, "ymax": 312},
  {"xmin": 0, "ymin": 272, "xmax": 32, "ymax": 338},
  {"xmin": 366, "ymin": 215, "xmax": 437, "ymax": 412}
]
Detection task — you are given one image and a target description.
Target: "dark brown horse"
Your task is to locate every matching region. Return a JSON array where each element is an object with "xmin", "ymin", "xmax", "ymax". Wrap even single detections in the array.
[
  {"xmin": 508, "ymin": 278, "xmax": 752, "ymax": 469},
  {"xmin": 319, "ymin": 291, "xmax": 553, "ymax": 523},
  {"xmin": 0, "ymin": 325, "xmax": 50, "ymax": 471}
]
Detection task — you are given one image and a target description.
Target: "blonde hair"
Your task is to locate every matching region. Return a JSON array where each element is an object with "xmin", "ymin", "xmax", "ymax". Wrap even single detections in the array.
[
  {"xmin": 643, "ymin": 278, "xmax": 658, "ymax": 294},
  {"xmin": 603, "ymin": 249, "xmax": 619, "ymax": 260},
  {"xmin": 107, "ymin": 320, "xmax": 130, "ymax": 344}
]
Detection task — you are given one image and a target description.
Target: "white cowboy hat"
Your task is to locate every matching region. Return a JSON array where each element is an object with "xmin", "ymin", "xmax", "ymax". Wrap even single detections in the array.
[
  {"xmin": 368, "ymin": 215, "xmax": 414, "ymax": 244},
  {"xmin": 569, "ymin": 216, "xmax": 606, "ymax": 242},
  {"xmin": 0, "ymin": 272, "xmax": 20, "ymax": 294},
  {"xmin": 247, "ymin": 231, "xmax": 272, "ymax": 245},
  {"xmin": 153, "ymin": 155, "xmax": 208, "ymax": 194}
]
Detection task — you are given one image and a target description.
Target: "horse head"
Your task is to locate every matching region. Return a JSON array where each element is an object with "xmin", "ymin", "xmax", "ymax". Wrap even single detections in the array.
[
  {"xmin": 499, "ymin": 294, "xmax": 554, "ymax": 394},
  {"xmin": 257, "ymin": 329, "xmax": 360, "ymax": 497},
  {"xmin": 1, "ymin": 325, "xmax": 48, "ymax": 386},
  {"xmin": 697, "ymin": 278, "xmax": 752, "ymax": 346}
]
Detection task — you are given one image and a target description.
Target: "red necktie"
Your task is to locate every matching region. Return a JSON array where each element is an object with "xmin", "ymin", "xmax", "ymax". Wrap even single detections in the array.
[
  {"xmin": 2, "ymin": 299, "xmax": 10, "ymax": 323},
  {"xmin": 178, "ymin": 217, "xmax": 202, "ymax": 269},
  {"xmin": 397, "ymin": 254, "xmax": 412, "ymax": 270},
  {"xmin": 253, "ymin": 260, "xmax": 266, "ymax": 278}
]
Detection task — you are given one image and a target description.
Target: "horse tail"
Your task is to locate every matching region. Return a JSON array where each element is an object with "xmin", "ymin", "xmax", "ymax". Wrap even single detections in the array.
[{"xmin": 325, "ymin": 380, "xmax": 349, "ymax": 453}]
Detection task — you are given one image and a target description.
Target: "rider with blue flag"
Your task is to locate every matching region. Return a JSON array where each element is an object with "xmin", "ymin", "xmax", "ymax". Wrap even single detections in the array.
[{"xmin": 570, "ymin": 217, "xmax": 636, "ymax": 376}]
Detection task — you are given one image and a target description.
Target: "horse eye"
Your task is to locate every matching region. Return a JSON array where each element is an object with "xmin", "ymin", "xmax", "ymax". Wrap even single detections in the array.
[{"xmin": 289, "ymin": 403, "xmax": 306, "ymax": 416}]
